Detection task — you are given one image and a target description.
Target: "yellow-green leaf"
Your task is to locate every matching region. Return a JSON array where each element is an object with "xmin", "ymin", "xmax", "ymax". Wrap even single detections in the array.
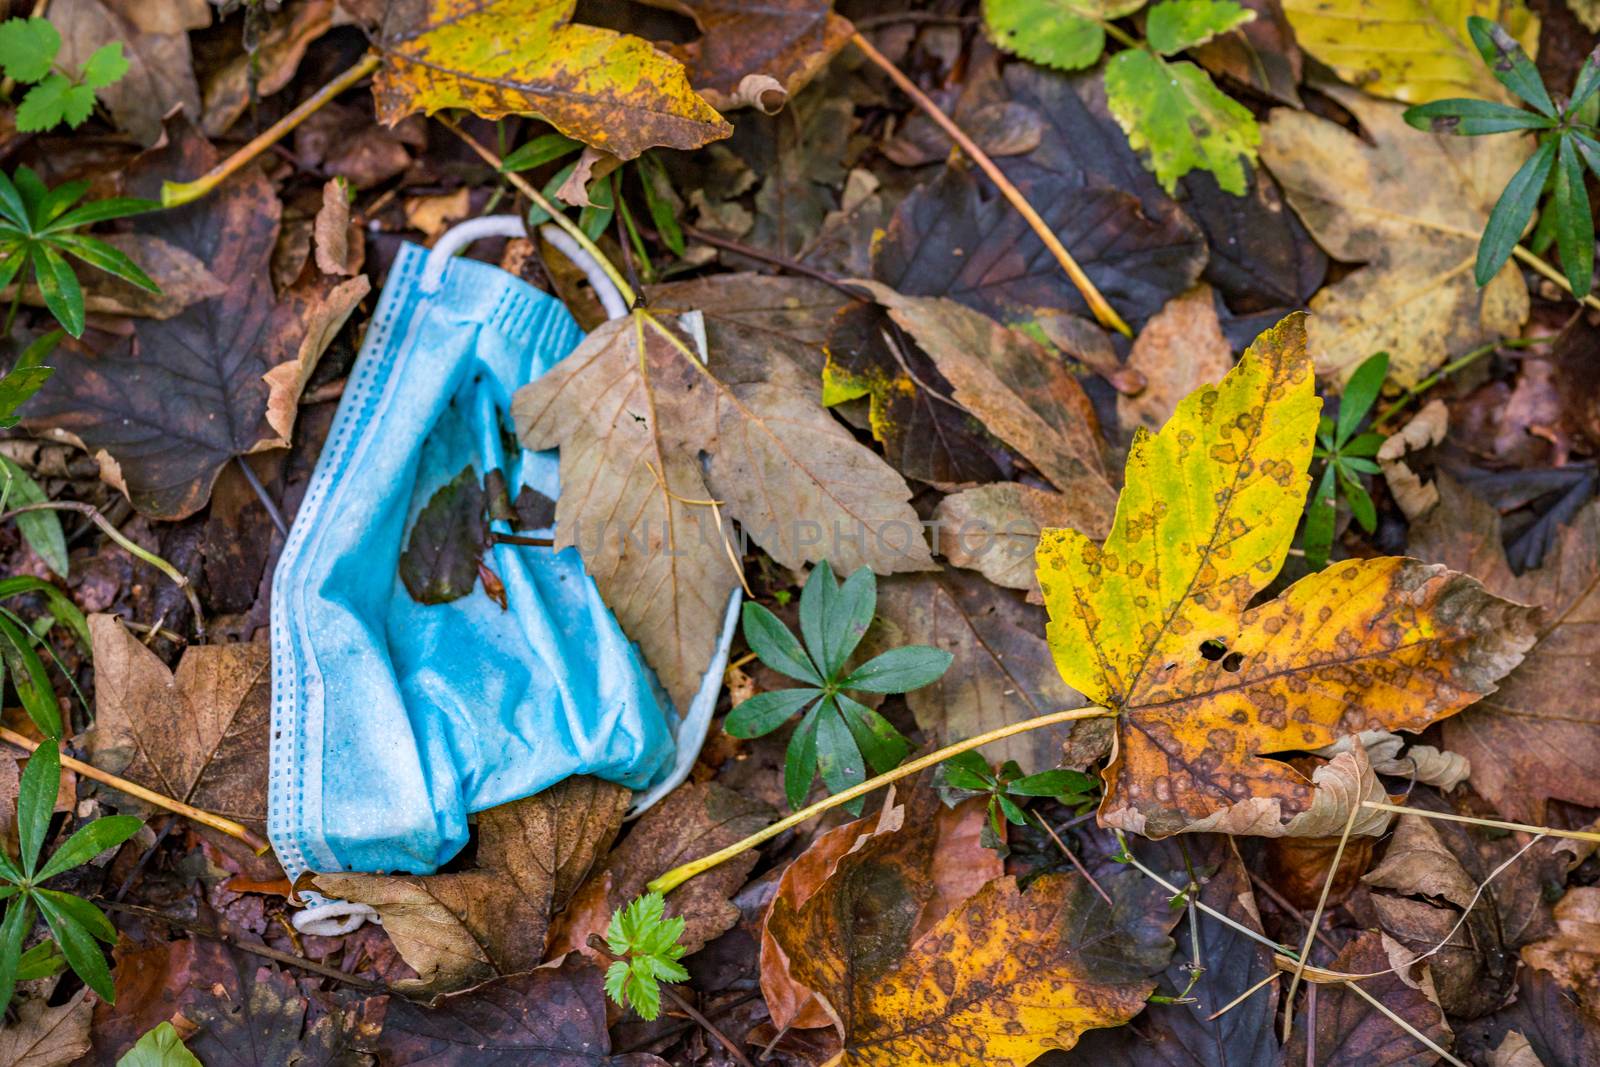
[
  {"xmin": 1036, "ymin": 314, "xmax": 1539, "ymax": 837},
  {"xmin": 1282, "ymin": 0, "xmax": 1540, "ymax": 105},
  {"xmin": 373, "ymin": 0, "xmax": 731, "ymax": 159}
]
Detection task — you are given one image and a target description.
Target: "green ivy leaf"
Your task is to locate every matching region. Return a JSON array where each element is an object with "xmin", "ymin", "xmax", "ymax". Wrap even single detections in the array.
[
  {"xmin": 0, "ymin": 17, "xmax": 60, "ymax": 83},
  {"xmin": 117, "ymin": 1022, "xmax": 203, "ymax": 1067},
  {"xmin": 1105, "ymin": 51, "xmax": 1259, "ymax": 194},
  {"xmin": 981, "ymin": 0, "xmax": 1145, "ymax": 71},
  {"xmin": 1145, "ymin": 0, "xmax": 1254, "ymax": 55}
]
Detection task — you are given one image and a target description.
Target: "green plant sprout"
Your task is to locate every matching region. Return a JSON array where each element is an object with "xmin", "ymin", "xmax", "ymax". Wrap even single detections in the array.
[
  {"xmin": 603, "ymin": 891, "xmax": 688, "ymax": 1021},
  {"xmin": 0, "ymin": 740, "xmax": 143, "ymax": 1013},
  {"xmin": 1303, "ymin": 351, "xmax": 1387, "ymax": 570},
  {"xmin": 728, "ymin": 560, "xmax": 952, "ymax": 813},
  {"xmin": 939, "ymin": 750, "xmax": 1097, "ymax": 857},
  {"xmin": 0, "ymin": 167, "xmax": 159, "ymax": 336},
  {"xmin": 1, "ymin": 331, "xmax": 68, "ymax": 575},
  {"xmin": 0, "ymin": 17, "xmax": 128, "ymax": 132},
  {"xmin": 1406, "ymin": 23, "xmax": 1600, "ymax": 300}
]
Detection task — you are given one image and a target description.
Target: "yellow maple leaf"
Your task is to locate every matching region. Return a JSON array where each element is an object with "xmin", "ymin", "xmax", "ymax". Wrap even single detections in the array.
[
  {"xmin": 1036, "ymin": 314, "xmax": 1539, "ymax": 837},
  {"xmin": 372, "ymin": 0, "xmax": 730, "ymax": 159}
]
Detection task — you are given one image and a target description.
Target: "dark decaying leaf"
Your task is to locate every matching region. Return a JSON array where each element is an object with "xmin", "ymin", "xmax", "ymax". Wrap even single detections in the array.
[
  {"xmin": 1179, "ymin": 164, "xmax": 1326, "ymax": 316},
  {"xmin": 1285, "ymin": 931, "xmax": 1453, "ymax": 1067},
  {"xmin": 313, "ymin": 777, "xmax": 632, "ymax": 992},
  {"xmin": 21, "ymin": 122, "xmax": 345, "ymax": 520},
  {"xmin": 1191, "ymin": 0, "xmax": 1303, "ymax": 105},
  {"xmin": 371, "ymin": 954, "xmax": 667, "ymax": 1066},
  {"xmin": 177, "ymin": 954, "xmax": 367, "ymax": 1067},
  {"xmin": 1409, "ymin": 476, "xmax": 1600, "ymax": 825},
  {"xmin": 653, "ymin": 0, "xmax": 855, "ymax": 111},
  {"xmin": 1455, "ymin": 966, "xmax": 1600, "ymax": 1067},
  {"xmin": 399, "ymin": 465, "xmax": 487, "ymax": 605},
  {"xmin": 1053, "ymin": 836, "xmax": 1281, "ymax": 1066}
]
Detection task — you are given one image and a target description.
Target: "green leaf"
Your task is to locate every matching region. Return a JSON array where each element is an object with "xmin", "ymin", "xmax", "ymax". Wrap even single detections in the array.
[
  {"xmin": 997, "ymin": 793, "xmax": 1029, "ymax": 825},
  {"xmin": 724, "ymin": 687, "xmax": 821, "ymax": 738},
  {"xmin": 839, "ymin": 645, "xmax": 953, "ymax": 693},
  {"xmin": 0, "ymin": 457, "xmax": 67, "ymax": 576},
  {"xmin": 579, "ymin": 172, "xmax": 615, "ymax": 241},
  {"xmin": 44, "ymin": 196, "xmax": 159, "ymax": 233},
  {"xmin": 784, "ymin": 706, "xmax": 820, "ymax": 810},
  {"xmin": 1341, "ymin": 431, "xmax": 1386, "ymax": 458},
  {"xmin": 639, "ymin": 154, "xmax": 684, "ymax": 257},
  {"xmin": 16, "ymin": 74, "xmax": 97, "ymax": 132},
  {"xmin": 1476, "ymin": 135, "xmax": 1556, "ymax": 287},
  {"xmin": 35, "ymin": 180, "xmax": 90, "ymax": 227},
  {"xmin": 117, "ymin": 1022, "xmax": 203, "ymax": 1067},
  {"xmin": 34, "ymin": 889, "xmax": 114, "ymax": 1000},
  {"xmin": 814, "ymin": 698, "xmax": 866, "ymax": 811},
  {"xmin": 1571, "ymin": 46, "xmax": 1600, "ymax": 118},
  {"xmin": 1336, "ymin": 351, "xmax": 1388, "ymax": 446},
  {"xmin": 14, "ymin": 166, "xmax": 49, "ymax": 220},
  {"xmin": 741, "ymin": 602, "xmax": 821, "ymax": 684},
  {"xmin": 0, "ymin": 896, "xmax": 34, "ymax": 1016},
  {"xmin": 837, "ymin": 693, "xmax": 910, "ymax": 775},
  {"xmin": 601, "ymin": 892, "xmax": 686, "ymax": 1021},
  {"xmin": 52, "ymin": 233, "xmax": 161, "ymax": 293},
  {"xmin": 0, "ymin": 576, "xmax": 91, "ymax": 651},
  {"xmin": 1105, "ymin": 50, "xmax": 1259, "ymax": 195},
  {"xmin": 36, "ymin": 815, "xmax": 142, "ymax": 883},
  {"xmin": 799, "ymin": 560, "xmax": 875, "ymax": 681},
  {"xmin": 31, "ymin": 243, "xmax": 84, "ymax": 336},
  {"xmin": 1303, "ymin": 462, "xmax": 1338, "ymax": 571},
  {"xmin": 1336, "ymin": 465, "xmax": 1377, "ymax": 533},
  {"xmin": 0, "ymin": 366, "xmax": 53, "ymax": 429},
  {"xmin": 501, "ymin": 131, "xmax": 581, "ymax": 172},
  {"xmin": 15, "ymin": 939, "xmax": 64, "ymax": 982},
  {"xmin": 0, "ymin": 18, "xmax": 59, "ymax": 83},
  {"xmin": 80, "ymin": 41, "xmax": 129, "ymax": 90},
  {"xmin": 1146, "ymin": 0, "xmax": 1254, "ymax": 55},
  {"xmin": 17, "ymin": 740, "xmax": 59, "ymax": 876},
  {"xmin": 942, "ymin": 749, "xmax": 994, "ymax": 784},
  {"xmin": 34, "ymin": 888, "xmax": 115, "ymax": 943},
  {"xmin": 1403, "ymin": 97, "xmax": 1556, "ymax": 135},
  {"xmin": 1008, "ymin": 768, "xmax": 1098, "ymax": 796},
  {"xmin": 0, "ymin": 170, "xmax": 29, "ymax": 228},
  {"xmin": 1467, "ymin": 15, "xmax": 1555, "ymax": 118},
  {"xmin": 982, "ymin": 0, "xmax": 1144, "ymax": 71},
  {"xmin": 942, "ymin": 764, "xmax": 995, "ymax": 793},
  {"xmin": 0, "ymin": 614, "xmax": 63, "ymax": 737},
  {"xmin": 1553, "ymin": 133, "xmax": 1594, "ymax": 299},
  {"xmin": 1341, "ymin": 456, "xmax": 1381, "ymax": 474}
]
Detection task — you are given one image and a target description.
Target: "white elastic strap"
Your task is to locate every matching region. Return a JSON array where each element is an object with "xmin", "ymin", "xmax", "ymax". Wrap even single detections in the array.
[
  {"xmin": 419, "ymin": 214, "xmax": 529, "ymax": 293},
  {"xmin": 294, "ymin": 900, "xmax": 379, "ymax": 937},
  {"xmin": 538, "ymin": 224, "xmax": 629, "ymax": 320}
]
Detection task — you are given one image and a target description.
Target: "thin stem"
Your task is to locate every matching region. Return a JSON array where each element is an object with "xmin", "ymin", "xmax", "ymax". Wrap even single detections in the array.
[
  {"xmin": 235, "ymin": 456, "xmax": 288, "ymax": 538},
  {"xmin": 646, "ymin": 705, "xmax": 1115, "ymax": 894},
  {"xmin": 1360, "ymin": 800, "xmax": 1600, "ymax": 845},
  {"xmin": 1029, "ymin": 808, "xmax": 1112, "ymax": 906},
  {"xmin": 1282, "ymin": 802, "xmax": 1360, "ymax": 1045},
  {"xmin": 1338, "ymin": 979, "xmax": 1467, "ymax": 1067},
  {"xmin": 849, "ymin": 31, "xmax": 1132, "ymax": 336},
  {"xmin": 161, "ymin": 54, "xmax": 382, "ymax": 208},
  {"xmin": 1513, "ymin": 243, "xmax": 1600, "ymax": 311},
  {"xmin": 0, "ymin": 726, "xmax": 269, "ymax": 853},
  {"xmin": 437, "ymin": 116, "xmax": 638, "ymax": 309},
  {"xmin": 1101, "ymin": 19, "xmax": 1141, "ymax": 49},
  {"xmin": 0, "ymin": 500, "xmax": 204, "ymax": 638},
  {"xmin": 1372, "ymin": 335, "xmax": 1544, "ymax": 430}
]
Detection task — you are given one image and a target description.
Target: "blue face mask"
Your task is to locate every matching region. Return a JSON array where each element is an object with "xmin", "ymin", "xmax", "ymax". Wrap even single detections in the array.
[{"xmin": 270, "ymin": 221, "xmax": 736, "ymax": 929}]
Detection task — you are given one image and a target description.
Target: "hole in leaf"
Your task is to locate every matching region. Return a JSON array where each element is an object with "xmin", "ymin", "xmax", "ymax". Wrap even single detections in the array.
[
  {"xmin": 1221, "ymin": 651, "xmax": 1245, "ymax": 673},
  {"xmin": 1198, "ymin": 638, "xmax": 1228, "ymax": 661}
]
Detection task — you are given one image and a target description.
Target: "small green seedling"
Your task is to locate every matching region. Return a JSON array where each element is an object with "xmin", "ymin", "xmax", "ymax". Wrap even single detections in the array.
[
  {"xmin": 939, "ymin": 750, "xmax": 1096, "ymax": 856},
  {"xmin": 603, "ymin": 891, "xmax": 687, "ymax": 1021},
  {"xmin": 0, "ymin": 166, "xmax": 159, "ymax": 336},
  {"xmin": 1, "ymin": 332, "xmax": 69, "ymax": 575},
  {"xmin": 728, "ymin": 560, "xmax": 952, "ymax": 813},
  {"xmin": 0, "ymin": 740, "xmax": 143, "ymax": 1014},
  {"xmin": 116, "ymin": 1021, "xmax": 202, "ymax": 1067},
  {"xmin": 1304, "ymin": 351, "xmax": 1388, "ymax": 570},
  {"xmin": 1405, "ymin": 22, "xmax": 1600, "ymax": 299},
  {"xmin": 0, "ymin": 16, "xmax": 128, "ymax": 132}
]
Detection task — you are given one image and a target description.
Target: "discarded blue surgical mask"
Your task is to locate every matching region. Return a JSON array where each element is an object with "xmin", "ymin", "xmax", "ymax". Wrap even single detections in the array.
[{"xmin": 270, "ymin": 217, "xmax": 738, "ymax": 933}]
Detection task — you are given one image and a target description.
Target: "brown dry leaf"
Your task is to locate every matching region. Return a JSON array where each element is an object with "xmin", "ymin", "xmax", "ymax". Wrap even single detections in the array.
[
  {"xmin": 201, "ymin": 0, "xmax": 335, "ymax": 136},
  {"xmin": 0, "ymin": 989, "xmax": 93, "ymax": 1067},
  {"xmin": 85, "ymin": 614, "xmax": 269, "ymax": 831},
  {"xmin": 404, "ymin": 188, "xmax": 472, "ymax": 242},
  {"xmin": 372, "ymin": 0, "xmax": 730, "ymax": 159},
  {"xmin": 260, "ymin": 275, "xmax": 370, "ymax": 448},
  {"xmin": 1492, "ymin": 1031, "xmax": 1546, "ymax": 1067},
  {"xmin": 1379, "ymin": 399, "xmax": 1450, "ymax": 521},
  {"xmin": 549, "ymin": 781, "xmax": 774, "ymax": 961},
  {"xmin": 857, "ymin": 283, "xmax": 1116, "ymax": 516},
  {"xmin": 1117, "ymin": 284, "xmax": 1233, "ymax": 439},
  {"xmin": 1409, "ymin": 476, "xmax": 1600, "ymax": 824},
  {"xmin": 1037, "ymin": 316, "xmax": 1539, "ymax": 838},
  {"xmin": 1314, "ymin": 730, "xmax": 1471, "ymax": 790},
  {"xmin": 1521, "ymin": 887, "xmax": 1600, "ymax": 1015},
  {"xmin": 766, "ymin": 817, "xmax": 1178, "ymax": 1066},
  {"xmin": 312, "ymin": 776, "xmax": 630, "ymax": 992},
  {"xmin": 874, "ymin": 570, "xmax": 1100, "ymax": 774},
  {"xmin": 2, "ymin": 234, "xmax": 223, "ymax": 320},
  {"xmin": 1364, "ymin": 813, "xmax": 1480, "ymax": 908},
  {"xmin": 1260, "ymin": 88, "xmax": 1530, "ymax": 386},
  {"xmin": 935, "ymin": 483, "xmax": 1107, "ymax": 593},
  {"xmin": 294, "ymin": 102, "xmax": 424, "ymax": 188},
  {"xmin": 652, "ymin": 0, "xmax": 854, "ymax": 112},
  {"xmin": 313, "ymin": 180, "xmax": 363, "ymax": 277},
  {"xmin": 514, "ymin": 307, "xmax": 931, "ymax": 709},
  {"xmin": 1286, "ymin": 931, "xmax": 1454, "ymax": 1066},
  {"xmin": 760, "ymin": 791, "xmax": 1002, "ymax": 1032},
  {"xmin": 1193, "ymin": 0, "xmax": 1303, "ymax": 105},
  {"xmin": 49, "ymin": 0, "xmax": 210, "ymax": 145}
]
